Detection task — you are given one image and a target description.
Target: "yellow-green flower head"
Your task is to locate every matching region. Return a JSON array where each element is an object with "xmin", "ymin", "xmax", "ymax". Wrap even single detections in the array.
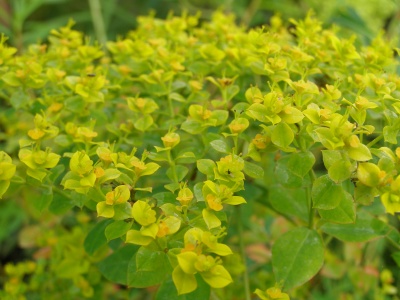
[
  {"xmin": 105, "ymin": 185, "xmax": 130, "ymax": 205},
  {"xmin": 96, "ymin": 147, "xmax": 113, "ymax": 162},
  {"xmin": 157, "ymin": 216, "xmax": 181, "ymax": 237},
  {"xmin": 70, "ymin": 151, "xmax": 93, "ymax": 176},
  {"xmin": 229, "ymin": 118, "xmax": 249, "ymax": 134},
  {"xmin": 218, "ymin": 154, "xmax": 244, "ymax": 173},
  {"xmin": 19, "ymin": 149, "xmax": 60, "ymax": 170},
  {"xmin": 176, "ymin": 187, "xmax": 194, "ymax": 206},
  {"xmin": 216, "ymin": 154, "xmax": 245, "ymax": 182},
  {"xmin": 255, "ymin": 286, "xmax": 290, "ymax": 300},
  {"xmin": 0, "ymin": 151, "xmax": 16, "ymax": 181},
  {"xmin": 161, "ymin": 132, "xmax": 180, "ymax": 148},
  {"xmin": 252, "ymin": 133, "xmax": 270, "ymax": 149},
  {"xmin": 131, "ymin": 200, "xmax": 156, "ymax": 226},
  {"xmin": 76, "ymin": 127, "xmax": 98, "ymax": 141}
]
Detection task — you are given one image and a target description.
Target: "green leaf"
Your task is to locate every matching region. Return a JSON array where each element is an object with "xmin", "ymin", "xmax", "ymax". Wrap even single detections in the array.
[
  {"xmin": 154, "ymin": 192, "xmax": 177, "ymax": 206},
  {"xmin": 33, "ymin": 186, "xmax": 53, "ymax": 212},
  {"xmin": 0, "ymin": 181, "xmax": 10, "ymax": 199},
  {"xmin": 98, "ymin": 244, "xmax": 139, "ymax": 285},
  {"xmin": 312, "ymin": 175, "xmax": 346, "ymax": 209},
  {"xmin": 354, "ymin": 184, "xmax": 376, "ymax": 205},
  {"xmin": 126, "ymin": 230, "xmax": 154, "ymax": 246},
  {"xmin": 65, "ymin": 96, "xmax": 85, "ymax": 113},
  {"xmin": 128, "ymin": 246, "xmax": 171, "ymax": 288},
  {"xmin": 140, "ymin": 162, "xmax": 160, "ymax": 176},
  {"xmin": 271, "ymin": 123, "xmax": 294, "ymax": 148},
  {"xmin": 49, "ymin": 191, "xmax": 74, "ymax": 214},
  {"xmin": 243, "ymin": 161, "xmax": 264, "ymax": 179},
  {"xmin": 211, "ymin": 110, "xmax": 229, "ymax": 125},
  {"xmin": 287, "ymin": 151, "xmax": 315, "ymax": 178},
  {"xmin": 105, "ymin": 220, "xmax": 132, "ymax": 241},
  {"xmin": 2, "ymin": 72, "xmax": 20, "ymax": 87},
  {"xmin": 200, "ymin": 265, "xmax": 232, "ymax": 288},
  {"xmin": 318, "ymin": 191, "xmax": 355, "ymax": 224},
  {"xmin": 176, "ymin": 152, "xmax": 196, "ymax": 164},
  {"xmin": 10, "ymin": 89, "xmax": 30, "ymax": 109},
  {"xmin": 156, "ymin": 275, "xmax": 210, "ymax": 300},
  {"xmin": 383, "ymin": 125, "xmax": 398, "ymax": 144},
  {"xmin": 181, "ymin": 119, "xmax": 204, "ymax": 134},
  {"xmin": 202, "ymin": 209, "xmax": 221, "ymax": 229},
  {"xmin": 96, "ymin": 202, "xmax": 115, "ymax": 218},
  {"xmin": 177, "ymin": 252, "xmax": 198, "ymax": 274},
  {"xmin": 357, "ymin": 162, "xmax": 381, "ymax": 187},
  {"xmin": 132, "ymin": 201, "xmax": 156, "ymax": 226},
  {"xmin": 328, "ymin": 160, "xmax": 354, "ymax": 183},
  {"xmin": 27, "ymin": 168, "xmax": 47, "ymax": 182},
  {"xmin": 246, "ymin": 103, "xmax": 270, "ymax": 123},
  {"xmin": 274, "ymin": 156, "xmax": 303, "ymax": 188},
  {"xmin": 322, "ymin": 150, "xmax": 342, "ymax": 169},
  {"xmin": 134, "ymin": 115, "xmax": 153, "ymax": 132},
  {"xmin": 210, "ymin": 140, "xmax": 230, "ymax": 153},
  {"xmin": 268, "ymin": 185, "xmax": 309, "ymax": 222},
  {"xmin": 84, "ymin": 219, "xmax": 113, "ymax": 255},
  {"xmin": 97, "ymin": 168, "xmax": 121, "ymax": 184},
  {"xmin": 197, "ymin": 159, "xmax": 216, "ymax": 176},
  {"xmin": 346, "ymin": 143, "xmax": 372, "ymax": 161},
  {"xmin": 172, "ymin": 266, "xmax": 197, "ymax": 295},
  {"xmin": 136, "ymin": 246, "xmax": 169, "ymax": 272},
  {"xmin": 320, "ymin": 212, "xmax": 390, "ymax": 242},
  {"xmin": 167, "ymin": 165, "xmax": 189, "ymax": 182},
  {"xmin": 272, "ymin": 227, "xmax": 324, "ymax": 290},
  {"xmin": 225, "ymin": 85, "xmax": 240, "ymax": 101},
  {"xmin": 392, "ymin": 252, "xmax": 400, "ymax": 267},
  {"xmin": 280, "ymin": 106, "xmax": 304, "ymax": 124},
  {"xmin": 54, "ymin": 259, "xmax": 90, "ymax": 279}
]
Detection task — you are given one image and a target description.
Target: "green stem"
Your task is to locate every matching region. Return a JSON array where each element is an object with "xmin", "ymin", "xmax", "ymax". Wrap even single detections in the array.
[
  {"xmin": 164, "ymin": 81, "xmax": 174, "ymax": 118},
  {"xmin": 385, "ymin": 235, "xmax": 400, "ymax": 251},
  {"xmin": 233, "ymin": 135, "xmax": 239, "ymax": 155},
  {"xmin": 366, "ymin": 135, "xmax": 383, "ymax": 148},
  {"xmin": 237, "ymin": 205, "xmax": 251, "ymax": 300},
  {"xmin": 307, "ymin": 170, "xmax": 317, "ymax": 229},
  {"xmin": 167, "ymin": 149, "xmax": 178, "ymax": 183},
  {"xmin": 242, "ymin": 0, "xmax": 261, "ymax": 26},
  {"xmin": 168, "ymin": 95, "xmax": 174, "ymax": 118},
  {"xmin": 88, "ymin": 0, "xmax": 107, "ymax": 47}
]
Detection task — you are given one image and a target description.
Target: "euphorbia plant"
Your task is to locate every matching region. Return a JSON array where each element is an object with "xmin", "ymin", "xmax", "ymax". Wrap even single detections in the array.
[{"xmin": 0, "ymin": 10, "xmax": 399, "ymax": 300}]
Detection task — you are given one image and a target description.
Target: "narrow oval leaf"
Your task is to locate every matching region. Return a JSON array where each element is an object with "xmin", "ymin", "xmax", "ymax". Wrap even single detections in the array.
[
  {"xmin": 272, "ymin": 227, "xmax": 324, "ymax": 290},
  {"xmin": 346, "ymin": 143, "xmax": 372, "ymax": 161},
  {"xmin": 197, "ymin": 159, "xmax": 216, "ymax": 176},
  {"xmin": 105, "ymin": 220, "xmax": 132, "ymax": 241},
  {"xmin": 210, "ymin": 140, "xmax": 230, "ymax": 153},
  {"xmin": 243, "ymin": 161, "xmax": 265, "ymax": 179}
]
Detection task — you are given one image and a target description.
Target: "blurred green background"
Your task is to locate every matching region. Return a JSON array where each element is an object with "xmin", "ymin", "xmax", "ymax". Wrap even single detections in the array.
[{"xmin": 0, "ymin": 0, "xmax": 399, "ymax": 51}]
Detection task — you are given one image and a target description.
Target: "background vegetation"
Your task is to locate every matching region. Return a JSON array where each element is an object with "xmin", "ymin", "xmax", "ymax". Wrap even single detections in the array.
[{"xmin": 0, "ymin": 0, "xmax": 399, "ymax": 51}]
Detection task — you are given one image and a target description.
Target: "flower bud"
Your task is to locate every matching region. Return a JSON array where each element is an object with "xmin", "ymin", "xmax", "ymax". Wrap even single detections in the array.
[{"xmin": 161, "ymin": 132, "xmax": 180, "ymax": 148}]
